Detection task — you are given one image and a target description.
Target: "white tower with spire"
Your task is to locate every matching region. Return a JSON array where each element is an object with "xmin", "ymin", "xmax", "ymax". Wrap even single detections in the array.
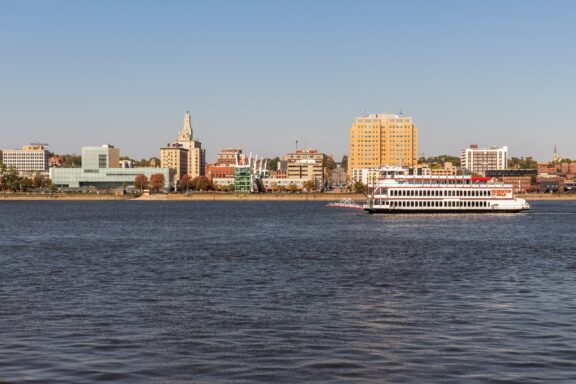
[{"xmin": 177, "ymin": 111, "xmax": 193, "ymax": 143}]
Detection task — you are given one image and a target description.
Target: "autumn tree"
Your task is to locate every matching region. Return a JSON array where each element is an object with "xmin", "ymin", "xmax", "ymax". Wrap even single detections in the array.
[
  {"xmin": 267, "ymin": 157, "xmax": 281, "ymax": 172},
  {"xmin": 303, "ymin": 180, "xmax": 315, "ymax": 192},
  {"xmin": 33, "ymin": 173, "xmax": 51, "ymax": 188},
  {"xmin": 324, "ymin": 155, "xmax": 337, "ymax": 171},
  {"xmin": 149, "ymin": 173, "xmax": 165, "ymax": 192},
  {"xmin": 191, "ymin": 176, "xmax": 214, "ymax": 191},
  {"xmin": 287, "ymin": 183, "xmax": 299, "ymax": 193},
  {"xmin": 134, "ymin": 174, "xmax": 148, "ymax": 192},
  {"xmin": 340, "ymin": 155, "xmax": 348, "ymax": 172},
  {"xmin": 508, "ymin": 156, "xmax": 538, "ymax": 169},
  {"xmin": 179, "ymin": 174, "xmax": 192, "ymax": 192},
  {"xmin": 0, "ymin": 165, "xmax": 21, "ymax": 192},
  {"xmin": 60, "ymin": 154, "xmax": 82, "ymax": 168},
  {"xmin": 418, "ymin": 155, "xmax": 461, "ymax": 167},
  {"xmin": 353, "ymin": 181, "xmax": 368, "ymax": 194}
]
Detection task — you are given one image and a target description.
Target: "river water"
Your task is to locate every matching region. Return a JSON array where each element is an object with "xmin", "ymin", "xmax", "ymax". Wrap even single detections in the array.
[{"xmin": 1, "ymin": 200, "xmax": 575, "ymax": 383}]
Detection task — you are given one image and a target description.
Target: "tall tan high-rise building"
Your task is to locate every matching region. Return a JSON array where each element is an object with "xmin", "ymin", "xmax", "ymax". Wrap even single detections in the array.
[
  {"xmin": 160, "ymin": 111, "xmax": 206, "ymax": 183},
  {"xmin": 348, "ymin": 113, "xmax": 418, "ymax": 179}
]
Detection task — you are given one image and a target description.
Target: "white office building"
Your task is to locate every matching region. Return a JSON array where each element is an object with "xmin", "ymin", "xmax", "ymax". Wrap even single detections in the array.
[
  {"xmin": 460, "ymin": 145, "xmax": 508, "ymax": 175},
  {"xmin": 2, "ymin": 144, "xmax": 49, "ymax": 173}
]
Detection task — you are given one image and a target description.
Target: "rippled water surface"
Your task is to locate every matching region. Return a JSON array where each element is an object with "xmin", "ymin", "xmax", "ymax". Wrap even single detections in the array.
[{"xmin": 1, "ymin": 200, "xmax": 576, "ymax": 383}]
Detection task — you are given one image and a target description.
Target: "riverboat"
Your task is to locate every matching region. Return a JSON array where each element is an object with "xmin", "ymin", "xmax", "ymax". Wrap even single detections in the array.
[{"xmin": 364, "ymin": 167, "xmax": 530, "ymax": 214}]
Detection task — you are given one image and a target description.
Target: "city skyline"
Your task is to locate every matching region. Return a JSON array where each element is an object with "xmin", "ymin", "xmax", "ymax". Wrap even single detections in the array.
[{"xmin": 1, "ymin": 1, "xmax": 575, "ymax": 161}]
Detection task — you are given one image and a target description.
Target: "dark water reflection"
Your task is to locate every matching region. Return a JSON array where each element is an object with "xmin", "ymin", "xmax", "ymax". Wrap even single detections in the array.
[{"xmin": 1, "ymin": 201, "xmax": 576, "ymax": 383}]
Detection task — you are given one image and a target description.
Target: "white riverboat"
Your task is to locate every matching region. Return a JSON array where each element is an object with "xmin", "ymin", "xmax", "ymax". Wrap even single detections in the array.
[{"xmin": 364, "ymin": 167, "xmax": 530, "ymax": 214}]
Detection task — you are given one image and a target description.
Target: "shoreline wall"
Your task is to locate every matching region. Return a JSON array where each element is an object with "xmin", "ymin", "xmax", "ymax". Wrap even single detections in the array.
[{"xmin": 0, "ymin": 192, "xmax": 574, "ymax": 201}]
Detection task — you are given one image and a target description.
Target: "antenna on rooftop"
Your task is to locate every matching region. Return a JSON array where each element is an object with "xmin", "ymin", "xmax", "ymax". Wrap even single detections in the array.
[
  {"xmin": 295, "ymin": 140, "xmax": 298, "ymax": 151},
  {"xmin": 363, "ymin": 107, "xmax": 367, "ymax": 117}
]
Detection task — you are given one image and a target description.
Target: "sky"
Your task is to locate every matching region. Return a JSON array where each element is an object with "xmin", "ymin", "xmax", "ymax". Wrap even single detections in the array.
[{"xmin": 0, "ymin": 0, "xmax": 574, "ymax": 162}]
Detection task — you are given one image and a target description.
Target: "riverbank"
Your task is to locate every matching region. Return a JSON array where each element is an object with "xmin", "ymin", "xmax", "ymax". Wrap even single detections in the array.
[
  {"xmin": 137, "ymin": 193, "xmax": 365, "ymax": 201},
  {"xmin": 0, "ymin": 192, "xmax": 364, "ymax": 201},
  {"xmin": 519, "ymin": 194, "xmax": 576, "ymax": 201},
  {"xmin": 0, "ymin": 193, "xmax": 132, "ymax": 201},
  {"xmin": 0, "ymin": 192, "xmax": 575, "ymax": 201}
]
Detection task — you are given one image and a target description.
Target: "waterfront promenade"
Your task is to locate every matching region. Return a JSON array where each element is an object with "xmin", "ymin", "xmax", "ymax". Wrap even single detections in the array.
[{"xmin": 0, "ymin": 192, "xmax": 574, "ymax": 201}]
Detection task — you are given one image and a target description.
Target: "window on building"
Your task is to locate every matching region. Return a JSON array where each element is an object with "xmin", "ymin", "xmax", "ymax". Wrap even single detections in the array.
[{"xmin": 99, "ymin": 155, "xmax": 107, "ymax": 168}]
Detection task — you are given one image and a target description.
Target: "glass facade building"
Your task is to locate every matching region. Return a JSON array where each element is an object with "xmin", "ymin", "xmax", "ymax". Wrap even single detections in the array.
[{"xmin": 50, "ymin": 145, "xmax": 170, "ymax": 189}]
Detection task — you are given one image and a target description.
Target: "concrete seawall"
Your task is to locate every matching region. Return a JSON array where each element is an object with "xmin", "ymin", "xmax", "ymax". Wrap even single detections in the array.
[
  {"xmin": 0, "ymin": 192, "xmax": 574, "ymax": 202},
  {"xmin": 136, "ymin": 193, "xmax": 365, "ymax": 201}
]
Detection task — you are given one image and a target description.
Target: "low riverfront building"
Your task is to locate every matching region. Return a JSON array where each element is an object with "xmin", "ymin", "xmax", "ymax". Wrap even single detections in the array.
[{"xmin": 50, "ymin": 145, "xmax": 170, "ymax": 189}]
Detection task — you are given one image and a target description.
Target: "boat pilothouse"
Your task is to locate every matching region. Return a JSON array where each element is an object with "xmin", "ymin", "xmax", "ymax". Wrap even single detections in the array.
[{"xmin": 364, "ymin": 167, "xmax": 530, "ymax": 214}]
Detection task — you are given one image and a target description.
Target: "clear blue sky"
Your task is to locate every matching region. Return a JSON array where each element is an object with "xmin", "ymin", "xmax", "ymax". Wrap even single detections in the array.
[{"xmin": 1, "ymin": 0, "xmax": 574, "ymax": 162}]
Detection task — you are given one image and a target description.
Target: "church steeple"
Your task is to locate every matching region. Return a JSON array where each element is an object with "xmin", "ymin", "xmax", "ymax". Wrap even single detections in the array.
[
  {"xmin": 553, "ymin": 145, "xmax": 559, "ymax": 162},
  {"xmin": 177, "ymin": 111, "xmax": 193, "ymax": 142}
]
